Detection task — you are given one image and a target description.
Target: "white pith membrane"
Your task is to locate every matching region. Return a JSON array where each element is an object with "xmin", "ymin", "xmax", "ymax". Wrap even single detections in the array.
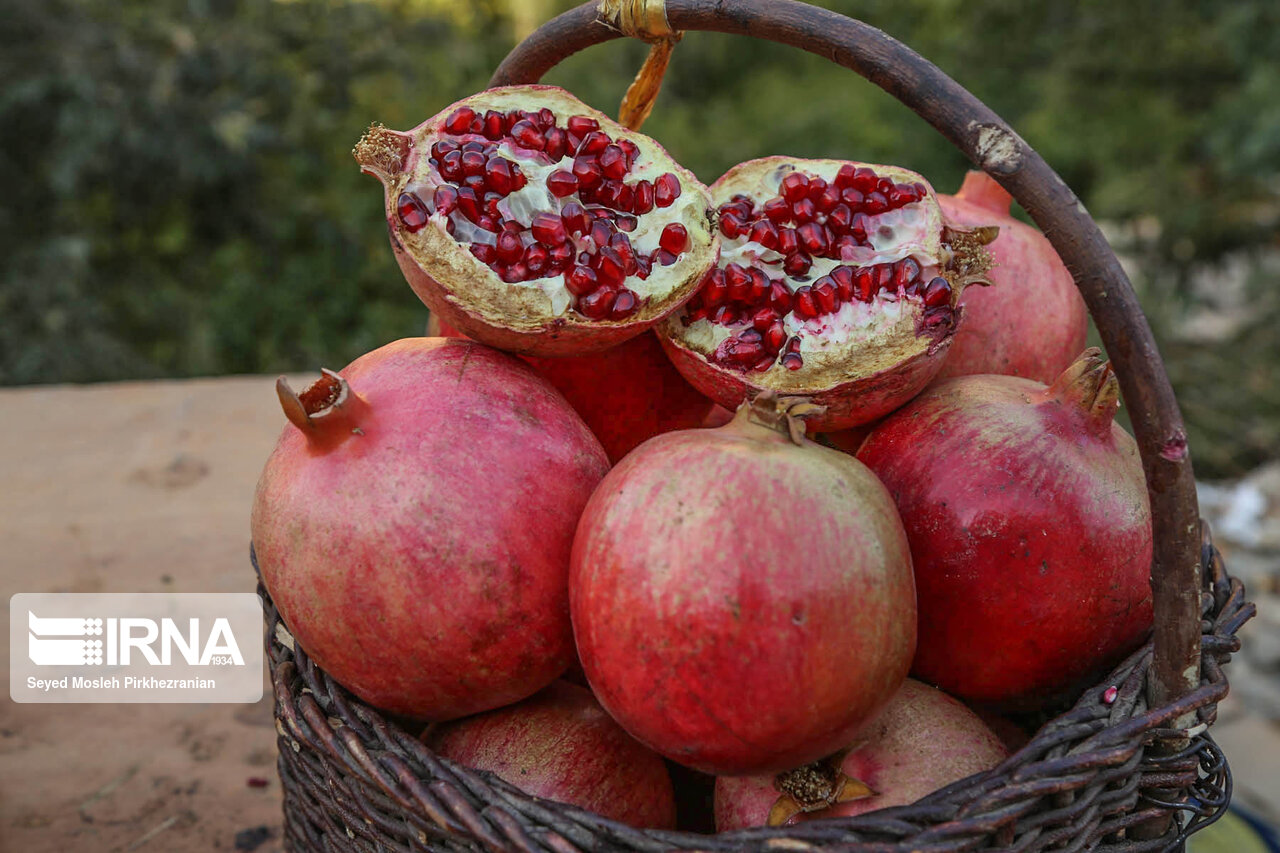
[
  {"xmin": 660, "ymin": 158, "xmax": 965, "ymax": 389},
  {"xmin": 376, "ymin": 87, "xmax": 716, "ymax": 330}
]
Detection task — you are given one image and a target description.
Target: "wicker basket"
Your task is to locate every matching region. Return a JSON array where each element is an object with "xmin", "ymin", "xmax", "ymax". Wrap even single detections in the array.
[{"xmin": 263, "ymin": 1, "xmax": 1257, "ymax": 849}]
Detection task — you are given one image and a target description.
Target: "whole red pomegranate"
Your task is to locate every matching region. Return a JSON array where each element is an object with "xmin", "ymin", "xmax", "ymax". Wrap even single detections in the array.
[
  {"xmin": 571, "ymin": 394, "xmax": 917, "ymax": 776},
  {"xmin": 252, "ymin": 338, "xmax": 609, "ymax": 719},
  {"xmin": 714, "ymin": 679, "xmax": 1008, "ymax": 829},
  {"xmin": 857, "ymin": 349, "xmax": 1153, "ymax": 708},
  {"xmin": 934, "ymin": 171, "xmax": 1088, "ymax": 384},
  {"xmin": 428, "ymin": 315, "xmax": 712, "ymax": 463},
  {"xmin": 353, "ymin": 85, "xmax": 718, "ymax": 356},
  {"xmin": 659, "ymin": 158, "xmax": 994, "ymax": 430},
  {"xmin": 424, "ymin": 681, "xmax": 677, "ymax": 829}
]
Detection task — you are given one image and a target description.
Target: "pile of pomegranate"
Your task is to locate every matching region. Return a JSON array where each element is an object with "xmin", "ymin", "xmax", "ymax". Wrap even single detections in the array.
[{"xmin": 252, "ymin": 84, "xmax": 1147, "ymax": 833}]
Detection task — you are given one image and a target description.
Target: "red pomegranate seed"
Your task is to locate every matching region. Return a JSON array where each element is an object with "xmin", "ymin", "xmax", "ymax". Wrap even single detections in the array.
[
  {"xmin": 762, "ymin": 198, "xmax": 791, "ymax": 224},
  {"xmin": 633, "ymin": 181, "xmax": 655, "ymax": 214},
  {"xmin": 546, "ymin": 169, "xmax": 578, "ymax": 197},
  {"xmin": 461, "ymin": 175, "xmax": 486, "ymax": 193},
  {"xmin": 578, "ymin": 288, "xmax": 617, "ymax": 320},
  {"xmin": 781, "ymin": 352, "xmax": 804, "ymax": 370},
  {"xmin": 396, "ymin": 192, "xmax": 430, "ymax": 232},
  {"xmin": 615, "ymin": 184, "xmax": 635, "ymax": 213},
  {"xmin": 747, "ymin": 269, "xmax": 770, "ymax": 304},
  {"xmin": 864, "ymin": 192, "xmax": 889, "ymax": 214},
  {"xmin": 443, "ymin": 108, "xmax": 475, "ymax": 135},
  {"xmin": 703, "ymin": 271, "xmax": 728, "ymax": 306},
  {"xmin": 499, "ymin": 262, "xmax": 528, "ymax": 283},
  {"xmin": 852, "ymin": 167, "xmax": 878, "ymax": 192},
  {"xmin": 460, "ymin": 140, "xmax": 488, "ymax": 154},
  {"xmin": 596, "ymin": 248, "xmax": 626, "ymax": 286},
  {"xmin": 805, "ymin": 177, "xmax": 828, "ymax": 201},
  {"xmin": 777, "ymin": 228, "xmax": 799, "ymax": 256},
  {"xmin": 814, "ymin": 278, "xmax": 838, "ymax": 314},
  {"xmin": 792, "ymin": 198, "xmax": 817, "ymax": 224},
  {"xmin": 617, "ymin": 214, "xmax": 638, "ymax": 232},
  {"xmin": 611, "ymin": 232, "xmax": 635, "ymax": 264},
  {"xmin": 456, "ymin": 188, "xmax": 482, "ymax": 223},
  {"xmin": 476, "ymin": 215, "xmax": 499, "ymax": 233},
  {"xmin": 797, "ymin": 222, "xmax": 827, "ymax": 254},
  {"xmin": 548, "ymin": 243, "xmax": 573, "ymax": 269},
  {"xmin": 537, "ymin": 107, "xmax": 556, "ymax": 128},
  {"xmin": 543, "ymin": 127, "xmax": 568, "ymax": 161},
  {"xmin": 831, "ymin": 266, "xmax": 855, "ymax": 301},
  {"xmin": 433, "ymin": 186, "xmax": 458, "ymax": 216},
  {"xmin": 567, "ymin": 115, "xmax": 599, "ymax": 137},
  {"xmin": 470, "ymin": 243, "xmax": 496, "ymax": 264},
  {"xmin": 854, "ymin": 268, "xmax": 875, "ymax": 301},
  {"xmin": 747, "ymin": 220, "xmax": 779, "ymax": 250},
  {"xmin": 509, "ymin": 119, "xmax": 545, "ymax": 150},
  {"xmin": 530, "ymin": 212, "xmax": 568, "ymax": 246},
  {"xmin": 875, "ymin": 264, "xmax": 895, "ymax": 291},
  {"xmin": 752, "ymin": 307, "xmax": 778, "ymax": 332},
  {"xmin": 769, "ymin": 281, "xmax": 792, "ymax": 314},
  {"xmin": 634, "ymin": 254, "xmax": 651, "ymax": 279},
  {"xmin": 438, "ymin": 150, "xmax": 463, "ymax": 181},
  {"xmin": 888, "ymin": 184, "xmax": 916, "ymax": 207},
  {"xmin": 577, "ymin": 131, "xmax": 610, "ymax": 156},
  {"xmin": 609, "ymin": 290, "xmax": 639, "ymax": 320},
  {"xmin": 711, "ymin": 304, "xmax": 741, "ymax": 326},
  {"xmin": 599, "ymin": 145, "xmax": 627, "ymax": 180},
  {"xmin": 783, "ymin": 253, "xmax": 811, "ymax": 277},
  {"xmin": 764, "ymin": 320, "xmax": 787, "ymax": 352},
  {"xmin": 828, "ymin": 204, "xmax": 853, "ymax": 232},
  {"xmin": 876, "ymin": 177, "xmax": 894, "ymax": 195},
  {"xmin": 618, "ymin": 138, "xmax": 640, "ymax": 167},
  {"xmin": 923, "ymin": 276, "xmax": 952, "ymax": 307},
  {"xmin": 431, "ymin": 139, "xmax": 459, "ymax": 160},
  {"xmin": 592, "ymin": 180, "xmax": 621, "ymax": 208},
  {"xmin": 485, "ymin": 158, "xmax": 516, "ymax": 195},
  {"xmin": 834, "ymin": 164, "xmax": 858, "ymax": 189},
  {"xmin": 786, "ymin": 335, "xmax": 802, "ymax": 354},
  {"xmin": 780, "ymin": 172, "xmax": 809, "ymax": 203},
  {"xmin": 719, "ymin": 211, "xmax": 746, "ymax": 239},
  {"xmin": 461, "ymin": 149, "xmax": 487, "ymax": 178},
  {"xmin": 525, "ymin": 244, "xmax": 549, "ymax": 274},
  {"xmin": 565, "ymin": 265, "xmax": 599, "ymax": 296},
  {"xmin": 895, "ymin": 257, "xmax": 922, "ymax": 287},
  {"xmin": 792, "ymin": 286, "xmax": 818, "ymax": 319},
  {"xmin": 841, "ymin": 188, "xmax": 865, "ymax": 208},
  {"xmin": 572, "ymin": 157, "xmax": 603, "ymax": 190},
  {"xmin": 560, "ymin": 202, "xmax": 588, "ymax": 235},
  {"xmin": 590, "ymin": 220, "xmax": 612, "ymax": 248},
  {"xmin": 1102, "ymin": 685, "xmax": 1119, "ymax": 704},
  {"xmin": 482, "ymin": 110, "xmax": 504, "ymax": 140},
  {"xmin": 495, "ymin": 231, "xmax": 523, "ymax": 264},
  {"xmin": 922, "ymin": 304, "xmax": 954, "ymax": 330},
  {"xmin": 832, "ymin": 234, "xmax": 859, "ymax": 260},
  {"xmin": 656, "ymin": 249, "xmax": 679, "ymax": 266},
  {"xmin": 659, "ymin": 223, "xmax": 688, "ymax": 254},
  {"xmin": 725, "ymin": 264, "xmax": 752, "ymax": 301},
  {"xmin": 720, "ymin": 199, "xmax": 753, "ymax": 220},
  {"xmin": 849, "ymin": 213, "xmax": 870, "ymax": 241},
  {"xmin": 654, "ymin": 173, "xmax": 681, "ymax": 207}
]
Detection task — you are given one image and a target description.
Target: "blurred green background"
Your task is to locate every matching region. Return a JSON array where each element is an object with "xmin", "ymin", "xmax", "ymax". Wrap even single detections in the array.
[{"xmin": 2, "ymin": 0, "xmax": 1277, "ymax": 477}]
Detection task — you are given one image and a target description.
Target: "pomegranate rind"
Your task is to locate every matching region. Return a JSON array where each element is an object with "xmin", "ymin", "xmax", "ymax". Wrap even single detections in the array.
[
  {"xmin": 570, "ymin": 412, "xmax": 917, "ymax": 776},
  {"xmin": 935, "ymin": 171, "xmax": 1088, "ymax": 383},
  {"xmin": 658, "ymin": 157, "xmax": 973, "ymax": 431},
  {"xmin": 364, "ymin": 85, "xmax": 718, "ymax": 357},
  {"xmin": 252, "ymin": 338, "xmax": 610, "ymax": 719}
]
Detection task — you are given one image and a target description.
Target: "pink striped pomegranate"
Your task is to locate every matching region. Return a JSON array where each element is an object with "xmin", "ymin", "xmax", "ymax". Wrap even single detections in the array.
[
  {"xmin": 570, "ymin": 394, "xmax": 916, "ymax": 776},
  {"xmin": 353, "ymin": 86, "xmax": 718, "ymax": 356},
  {"xmin": 252, "ymin": 338, "xmax": 609, "ymax": 720},
  {"xmin": 857, "ymin": 349, "xmax": 1153, "ymax": 708},
  {"xmin": 934, "ymin": 171, "xmax": 1088, "ymax": 384},
  {"xmin": 425, "ymin": 681, "xmax": 677, "ymax": 829},
  {"xmin": 658, "ymin": 158, "xmax": 994, "ymax": 431}
]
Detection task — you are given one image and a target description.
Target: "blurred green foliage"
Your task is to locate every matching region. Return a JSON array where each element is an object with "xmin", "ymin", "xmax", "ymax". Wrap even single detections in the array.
[{"xmin": 2, "ymin": 0, "xmax": 1278, "ymax": 476}]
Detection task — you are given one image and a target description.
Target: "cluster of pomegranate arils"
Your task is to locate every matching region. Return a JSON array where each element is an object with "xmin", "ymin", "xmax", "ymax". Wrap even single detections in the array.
[
  {"xmin": 394, "ymin": 106, "xmax": 689, "ymax": 322},
  {"xmin": 683, "ymin": 166, "xmax": 954, "ymax": 373}
]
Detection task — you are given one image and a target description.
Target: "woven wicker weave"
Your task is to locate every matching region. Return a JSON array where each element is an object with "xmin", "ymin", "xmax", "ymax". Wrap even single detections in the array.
[{"xmin": 263, "ymin": 1, "xmax": 1258, "ymax": 849}]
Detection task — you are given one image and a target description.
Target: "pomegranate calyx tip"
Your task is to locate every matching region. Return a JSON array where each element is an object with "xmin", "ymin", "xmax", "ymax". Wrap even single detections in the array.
[
  {"xmin": 353, "ymin": 123, "xmax": 410, "ymax": 184},
  {"xmin": 741, "ymin": 391, "xmax": 826, "ymax": 445},
  {"xmin": 767, "ymin": 749, "xmax": 874, "ymax": 826},
  {"xmin": 276, "ymin": 368, "xmax": 351, "ymax": 432}
]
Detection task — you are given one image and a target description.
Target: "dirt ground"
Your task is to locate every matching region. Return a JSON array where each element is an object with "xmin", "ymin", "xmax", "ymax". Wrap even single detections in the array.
[{"xmin": 2, "ymin": 376, "xmax": 1277, "ymax": 852}]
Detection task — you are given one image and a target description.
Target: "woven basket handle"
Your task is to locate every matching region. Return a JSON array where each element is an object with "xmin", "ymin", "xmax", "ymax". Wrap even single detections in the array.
[{"xmin": 491, "ymin": 0, "xmax": 1202, "ymax": 719}]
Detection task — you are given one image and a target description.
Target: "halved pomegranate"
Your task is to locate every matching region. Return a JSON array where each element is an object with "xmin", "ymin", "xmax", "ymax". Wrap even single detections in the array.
[
  {"xmin": 657, "ymin": 158, "xmax": 993, "ymax": 430},
  {"xmin": 353, "ymin": 85, "xmax": 718, "ymax": 356}
]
